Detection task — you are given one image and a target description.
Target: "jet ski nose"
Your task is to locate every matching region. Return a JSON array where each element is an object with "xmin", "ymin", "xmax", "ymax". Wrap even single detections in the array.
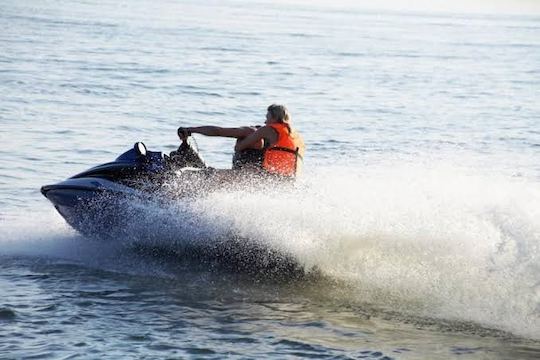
[
  {"xmin": 41, "ymin": 185, "xmax": 77, "ymax": 207},
  {"xmin": 40, "ymin": 181, "xmax": 103, "ymax": 207},
  {"xmin": 41, "ymin": 185, "xmax": 51, "ymax": 196}
]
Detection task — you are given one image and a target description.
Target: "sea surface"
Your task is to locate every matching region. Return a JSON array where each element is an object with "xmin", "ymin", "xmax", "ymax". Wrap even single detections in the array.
[{"xmin": 1, "ymin": 0, "xmax": 539, "ymax": 358}]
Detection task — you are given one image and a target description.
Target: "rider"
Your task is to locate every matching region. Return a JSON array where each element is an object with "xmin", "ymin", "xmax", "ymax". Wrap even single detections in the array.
[{"xmin": 177, "ymin": 104, "xmax": 305, "ymax": 178}]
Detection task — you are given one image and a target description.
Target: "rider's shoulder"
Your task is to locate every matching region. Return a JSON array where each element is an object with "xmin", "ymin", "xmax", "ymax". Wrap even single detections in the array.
[{"xmin": 238, "ymin": 125, "xmax": 263, "ymax": 133}]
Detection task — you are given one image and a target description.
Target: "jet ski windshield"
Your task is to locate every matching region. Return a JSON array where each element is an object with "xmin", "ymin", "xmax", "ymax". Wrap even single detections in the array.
[
  {"xmin": 115, "ymin": 148, "xmax": 139, "ymax": 162},
  {"xmin": 70, "ymin": 143, "xmax": 164, "ymax": 180},
  {"xmin": 116, "ymin": 142, "xmax": 148, "ymax": 162}
]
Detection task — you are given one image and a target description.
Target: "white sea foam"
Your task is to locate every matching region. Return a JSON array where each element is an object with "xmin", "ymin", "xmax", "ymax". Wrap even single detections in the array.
[
  {"xmin": 1, "ymin": 162, "xmax": 538, "ymax": 339},
  {"xmin": 172, "ymin": 163, "xmax": 540, "ymax": 339},
  {"xmin": 0, "ymin": 212, "xmax": 80, "ymax": 257}
]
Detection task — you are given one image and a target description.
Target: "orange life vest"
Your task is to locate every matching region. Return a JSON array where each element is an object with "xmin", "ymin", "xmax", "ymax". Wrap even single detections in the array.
[{"xmin": 262, "ymin": 123, "xmax": 305, "ymax": 177}]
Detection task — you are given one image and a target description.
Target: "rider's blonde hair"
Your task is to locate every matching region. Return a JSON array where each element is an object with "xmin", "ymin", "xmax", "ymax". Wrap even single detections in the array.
[{"xmin": 267, "ymin": 104, "xmax": 291, "ymax": 132}]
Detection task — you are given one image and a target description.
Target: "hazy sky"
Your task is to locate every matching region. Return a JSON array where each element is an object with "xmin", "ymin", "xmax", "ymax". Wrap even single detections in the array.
[{"xmin": 268, "ymin": 0, "xmax": 540, "ymax": 15}]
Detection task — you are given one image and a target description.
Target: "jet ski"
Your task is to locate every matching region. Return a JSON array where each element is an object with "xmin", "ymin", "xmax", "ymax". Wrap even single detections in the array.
[
  {"xmin": 41, "ymin": 140, "xmax": 305, "ymax": 277},
  {"xmin": 41, "ymin": 140, "xmax": 208, "ymax": 236}
]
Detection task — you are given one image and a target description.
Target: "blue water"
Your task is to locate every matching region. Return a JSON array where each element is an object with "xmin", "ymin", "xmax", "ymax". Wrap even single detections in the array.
[{"xmin": 1, "ymin": 0, "xmax": 539, "ymax": 358}]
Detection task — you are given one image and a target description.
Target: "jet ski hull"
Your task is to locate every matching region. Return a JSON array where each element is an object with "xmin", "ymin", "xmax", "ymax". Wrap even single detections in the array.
[{"xmin": 41, "ymin": 177, "xmax": 140, "ymax": 236}]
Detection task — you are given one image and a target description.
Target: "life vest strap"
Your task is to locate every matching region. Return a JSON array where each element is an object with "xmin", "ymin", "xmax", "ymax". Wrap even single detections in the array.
[{"xmin": 266, "ymin": 146, "xmax": 304, "ymax": 161}]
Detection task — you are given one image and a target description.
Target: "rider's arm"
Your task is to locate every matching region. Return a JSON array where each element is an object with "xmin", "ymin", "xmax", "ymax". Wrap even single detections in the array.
[
  {"xmin": 185, "ymin": 126, "xmax": 253, "ymax": 138},
  {"xmin": 234, "ymin": 126, "xmax": 278, "ymax": 152}
]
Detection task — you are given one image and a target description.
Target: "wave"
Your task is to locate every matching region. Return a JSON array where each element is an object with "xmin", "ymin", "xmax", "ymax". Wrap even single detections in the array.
[
  {"xmin": 170, "ymin": 162, "xmax": 539, "ymax": 339},
  {"xmin": 1, "ymin": 162, "xmax": 539, "ymax": 339}
]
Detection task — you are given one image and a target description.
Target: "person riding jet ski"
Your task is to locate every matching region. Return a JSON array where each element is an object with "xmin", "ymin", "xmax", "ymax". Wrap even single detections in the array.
[
  {"xmin": 39, "ymin": 104, "xmax": 304, "ymax": 237},
  {"xmin": 177, "ymin": 104, "xmax": 305, "ymax": 180}
]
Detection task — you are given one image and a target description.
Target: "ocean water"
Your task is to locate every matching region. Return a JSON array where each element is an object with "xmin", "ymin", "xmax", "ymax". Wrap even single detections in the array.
[{"xmin": 1, "ymin": 0, "xmax": 539, "ymax": 358}]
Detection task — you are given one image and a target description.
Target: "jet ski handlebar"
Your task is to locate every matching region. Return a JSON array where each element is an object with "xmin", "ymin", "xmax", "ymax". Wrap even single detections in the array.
[{"xmin": 177, "ymin": 127, "xmax": 191, "ymax": 141}]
